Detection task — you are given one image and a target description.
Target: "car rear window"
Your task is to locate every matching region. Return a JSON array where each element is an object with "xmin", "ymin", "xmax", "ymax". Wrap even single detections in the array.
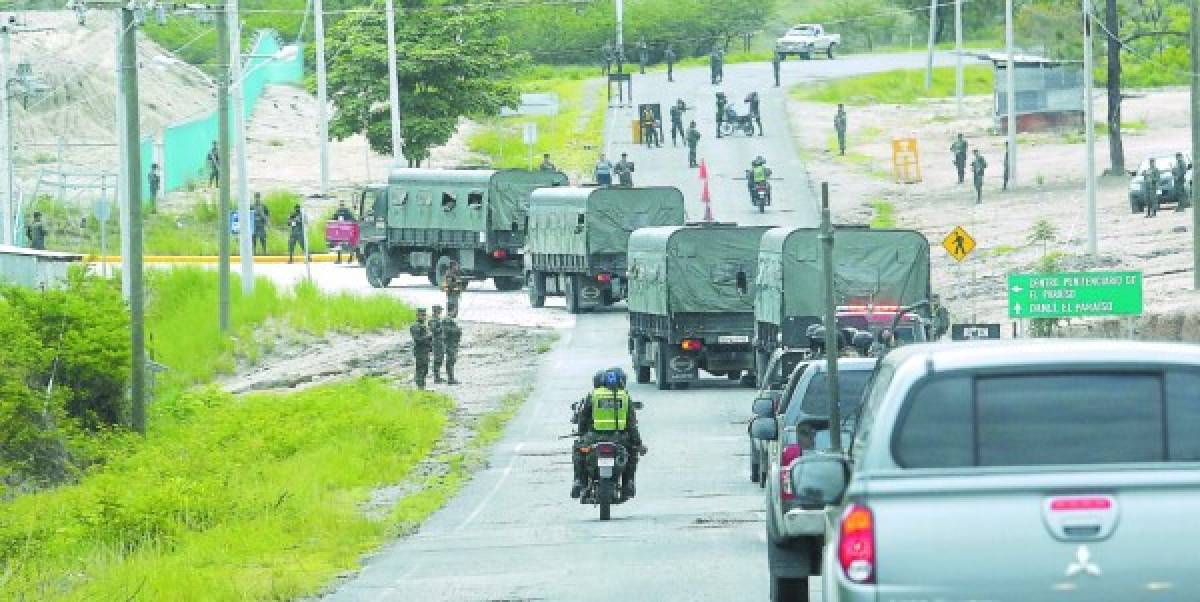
[
  {"xmin": 894, "ymin": 370, "xmax": 1200, "ymax": 468},
  {"xmin": 789, "ymin": 369, "xmax": 874, "ymax": 419}
]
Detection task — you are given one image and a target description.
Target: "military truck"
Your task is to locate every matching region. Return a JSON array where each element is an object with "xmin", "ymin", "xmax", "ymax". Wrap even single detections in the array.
[
  {"xmin": 525, "ymin": 186, "xmax": 686, "ymax": 313},
  {"xmin": 356, "ymin": 168, "xmax": 568, "ymax": 290},
  {"xmin": 627, "ymin": 224, "xmax": 771, "ymax": 390},
  {"xmin": 754, "ymin": 226, "xmax": 933, "ymax": 374}
]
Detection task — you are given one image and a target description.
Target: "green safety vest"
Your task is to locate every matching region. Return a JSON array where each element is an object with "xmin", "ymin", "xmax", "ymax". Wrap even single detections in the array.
[
  {"xmin": 590, "ymin": 387, "xmax": 631, "ymax": 432},
  {"xmin": 752, "ymin": 165, "xmax": 768, "ymax": 182}
]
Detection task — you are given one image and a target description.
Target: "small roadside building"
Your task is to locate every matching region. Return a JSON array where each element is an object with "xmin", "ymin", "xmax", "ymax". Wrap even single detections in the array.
[
  {"xmin": 980, "ymin": 52, "xmax": 1084, "ymax": 133},
  {"xmin": 0, "ymin": 245, "xmax": 84, "ymax": 289}
]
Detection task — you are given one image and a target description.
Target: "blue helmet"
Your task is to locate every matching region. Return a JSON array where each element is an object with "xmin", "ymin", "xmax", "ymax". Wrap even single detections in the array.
[{"xmin": 603, "ymin": 367, "xmax": 626, "ymax": 388}]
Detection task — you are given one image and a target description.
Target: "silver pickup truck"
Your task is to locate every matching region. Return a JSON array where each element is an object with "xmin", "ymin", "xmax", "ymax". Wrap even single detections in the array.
[{"xmin": 799, "ymin": 340, "xmax": 1200, "ymax": 601}]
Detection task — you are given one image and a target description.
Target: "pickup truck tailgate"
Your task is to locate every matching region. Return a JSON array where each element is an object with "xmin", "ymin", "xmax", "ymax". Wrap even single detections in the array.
[{"xmin": 867, "ymin": 468, "xmax": 1200, "ymax": 600}]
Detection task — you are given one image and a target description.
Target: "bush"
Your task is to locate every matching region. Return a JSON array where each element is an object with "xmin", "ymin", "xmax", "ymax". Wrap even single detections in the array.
[{"xmin": 794, "ymin": 66, "xmax": 994, "ymax": 106}]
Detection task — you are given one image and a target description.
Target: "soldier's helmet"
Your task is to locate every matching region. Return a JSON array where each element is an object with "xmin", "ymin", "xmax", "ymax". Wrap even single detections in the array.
[
  {"xmin": 433, "ymin": 305, "xmax": 443, "ymax": 312},
  {"xmin": 603, "ymin": 367, "xmax": 626, "ymax": 389},
  {"xmin": 592, "ymin": 370, "xmax": 606, "ymax": 388}
]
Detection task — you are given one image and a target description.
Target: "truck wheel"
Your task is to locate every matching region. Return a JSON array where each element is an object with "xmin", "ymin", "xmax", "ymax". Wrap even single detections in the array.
[
  {"xmin": 493, "ymin": 276, "xmax": 523, "ymax": 292},
  {"xmin": 1130, "ymin": 196, "xmax": 1143, "ymax": 214},
  {"xmin": 826, "ymin": 43, "xmax": 837, "ymax": 59},
  {"xmin": 365, "ymin": 251, "xmax": 392, "ymax": 289},
  {"xmin": 655, "ymin": 343, "xmax": 672, "ymax": 390},
  {"xmin": 527, "ymin": 272, "xmax": 546, "ymax": 308},
  {"xmin": 636, "ymin": 365, "xmax": 651, "ymax": 384},
  {"xmin": 770, "ymin": 577, "xmax": 809, "ymax": 602},
  {"xmin": 564, "ymin": 275, "xmax": 581, "ymax": 314}
]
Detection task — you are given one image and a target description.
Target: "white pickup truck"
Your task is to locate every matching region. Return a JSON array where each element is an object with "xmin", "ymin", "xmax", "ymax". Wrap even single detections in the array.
[{"xmin": 775, "ymin": 24, "xmax": 841, "ymax": 60}]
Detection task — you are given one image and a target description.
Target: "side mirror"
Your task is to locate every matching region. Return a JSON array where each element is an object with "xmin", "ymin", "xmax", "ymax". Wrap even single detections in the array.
[
  {"xmin": 750, "ymin": 416, "xmax": 778, "ymax": 441},
  {"xmin": 633, "ymin": 401, "xmax": 644, "ymax": 410},
  {"xmin": 751, "ymin": 397, "xmax": 774, "ymax": 418},
  {"xmin": 789, "ymin": 452, "xmax": 850, "ymax": 510}
]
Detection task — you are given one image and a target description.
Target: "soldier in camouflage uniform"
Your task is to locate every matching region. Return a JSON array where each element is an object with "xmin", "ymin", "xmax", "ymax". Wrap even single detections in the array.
[
  {"xmin": 443, "ymin": 261, "xmax": 466, "ymax": 317},
  {"xmin": 410, "ymin": 308, "xmax": 433, "ymax": 389},
  {"xmin": 442, "ymin": 313, "xmax": 462, "ymax": 385},
  {"xmin": 430, "ymin": 305, "xmax": 446, "ymax": 383}
]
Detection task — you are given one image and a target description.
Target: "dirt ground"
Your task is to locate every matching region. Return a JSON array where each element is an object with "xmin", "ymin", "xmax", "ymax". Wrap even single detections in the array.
[
  {"xmin": 790, "ymin": 86, "xmax": 1200, "ymax": 339},
  {"xmin": 219, "ymin": 321, "xmax": 555, "ymax": 519}
]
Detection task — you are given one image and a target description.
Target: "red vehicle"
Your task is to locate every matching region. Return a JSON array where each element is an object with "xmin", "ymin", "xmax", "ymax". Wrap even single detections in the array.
[{"xmin": 325, "ymin": 220, "xmax": 360, "ymax": 263}]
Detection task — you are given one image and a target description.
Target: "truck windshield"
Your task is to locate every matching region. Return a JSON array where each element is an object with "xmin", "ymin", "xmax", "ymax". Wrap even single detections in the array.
[{"xmin": 895, "ymin": 371, "xmax": 1200, "ymax": 468}]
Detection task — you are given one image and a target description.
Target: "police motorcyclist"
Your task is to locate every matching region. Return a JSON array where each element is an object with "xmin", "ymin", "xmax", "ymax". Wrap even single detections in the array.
[
  {"xmin": 571, "ymin": 368, "xmax": 646, "ymax": 500},
  {"xmin": 747, "ymin": 156, "xmax": 772, "ymax": 202}
]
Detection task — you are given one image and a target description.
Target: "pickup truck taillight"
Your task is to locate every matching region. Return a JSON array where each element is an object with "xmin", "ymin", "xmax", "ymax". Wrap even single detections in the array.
[
  {"xmin": 680, "ymin": 339, "xmax": 703, "ymax": 351},
  {"xmin": 838, "ymin": 504, "xmax": 875, "ymax": 584},
  {"xmin": 779, "ymin": 444, "xmax": 802, "ymax": 500},
  {"xmin": 491, "ymin": 249, "xmax": 509, "ymax": 259}
]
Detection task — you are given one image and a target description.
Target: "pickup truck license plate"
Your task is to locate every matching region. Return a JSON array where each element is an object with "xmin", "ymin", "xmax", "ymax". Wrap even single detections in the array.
[
  {"xmin": 717, "ymin": 335, "xmax": 750, "ymax": 344},
  {"xmin": 597, "ymin": 457, "xmax": 615, "ymax": 468}
]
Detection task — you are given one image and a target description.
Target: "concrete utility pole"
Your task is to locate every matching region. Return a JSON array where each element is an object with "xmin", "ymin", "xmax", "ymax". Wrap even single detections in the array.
[
  {"xmin": 314, "ymin": 0, "xmax": 329, "ymax": 196},
  {"xmin": 1083, "ymin": 0, "xmax": 1098, "ymax": 256},
  {"xmin": 1191, "ymin": 0, "xmax": 1200, "ymax": 289},
  {"xmin": 819, "ymin": 182, "xmax": 842, "ymax": 451},
  {"xmin": 216, "ymin": 2, "xmax": 232, "ymax": 332},
  {"xmin": 118, "ymin": 6, "xmax": 147, "ymax": 434},
  {"xmin": 385, "ymin": 0, "xmax": 401, "ymax": 164},
  {"xmin": 1005, "ymin": 0, "xmax": 1017, "ymax": 188},
  {"xmin": 925, "ymin": 0, "xmax": 937, "ymax": 89},
  {"xmin": 1, "ymin": 24, "xmax": 11, "ymax": 245},
  {"xmin": 114, "ymin": 16, "xmax": 131, "ymax": 299},
  {"xmin": 955, "ymin": 0, "xmax": 963, "ymax": 115},
  {"xmin": 229, "ymin": 1, "xmax": 253, "ymax": 295}
]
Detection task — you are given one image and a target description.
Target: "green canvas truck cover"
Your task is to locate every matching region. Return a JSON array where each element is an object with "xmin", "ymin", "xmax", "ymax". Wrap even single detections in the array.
[
  {"xmin": 525, "ymin": 186, "xmax": 686, "ymax": 257},
  {"xmin": 755, "ymin": 226, "xmax": 931, "ymax": 325},
  {"xmin": 386, "ymin": 168, "xmax": 566, "ymax": 233},
  {"xmin": 628, "ymin": 225, "xmax": 771, "ymax": 315}
]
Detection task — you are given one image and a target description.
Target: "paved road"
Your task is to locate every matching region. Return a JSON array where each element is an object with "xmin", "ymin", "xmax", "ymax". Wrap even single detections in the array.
[{"xmin": 297, "ymin": 53, "xmax": 955, "ymax": 602}]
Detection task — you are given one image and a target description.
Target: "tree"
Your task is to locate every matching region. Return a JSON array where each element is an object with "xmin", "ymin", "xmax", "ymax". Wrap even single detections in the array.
[{"xmin": 323, "ymin": 6, "xmax": 524, "ymax": 166}]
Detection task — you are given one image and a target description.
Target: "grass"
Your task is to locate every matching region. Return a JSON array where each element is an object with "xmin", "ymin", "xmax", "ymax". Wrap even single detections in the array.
[
  {"xmin": 869, "ymin": 200, "xmax": 896, "ymax": 229},
  {"xmin": 146, "ymin": 267, "xmax": 414, "ymax": 400},
  {"xmin": 793, "ymin": 65, "xmax": 993, "ymax": 106},
  {"xmin": 469, "ymin": 73, "xmax": 607, "ymax": 178}
]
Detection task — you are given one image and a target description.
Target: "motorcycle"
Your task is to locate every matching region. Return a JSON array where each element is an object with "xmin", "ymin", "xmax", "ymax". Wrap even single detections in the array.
[
  {"xmin": 719, "ymin": 107, "xmax": 756, "ymax": 137},
  {"xmin": 745, "ymin": 170, "xmax": 772, "ymax": 213},
  {"xmin": 579, "ymin": 438, "xmax": 630, "ymax": 520}
]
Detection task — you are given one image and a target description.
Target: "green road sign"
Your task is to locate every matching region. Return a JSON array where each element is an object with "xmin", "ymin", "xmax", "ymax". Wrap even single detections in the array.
[{"xmin": 1008, "ymin": 271, "xmax": 1143, "ymax": 318}]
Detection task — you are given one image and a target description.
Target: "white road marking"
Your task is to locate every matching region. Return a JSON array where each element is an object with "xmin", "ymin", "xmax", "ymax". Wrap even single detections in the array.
[{"xmin": 456, "ymin": 442, "xmax": 525, "ymax": 531}]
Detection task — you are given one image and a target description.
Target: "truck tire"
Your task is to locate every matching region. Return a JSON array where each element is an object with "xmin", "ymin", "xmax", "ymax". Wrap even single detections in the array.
[
  {"xmin": 826, "ymin": 43, "xmax": 836, "ymax": 59},
  {"xmin": 770, "ymin": 577, "xmax": 809, "ymax": 602},
  {"xmin": 365, "ymin": 251, "xmax": 392, "ymax": 289},
  {"xmin": 1130, "ymin": 196, "xmax": 1143, "ymax": 214},
  {"xmin": 527, "ymin": 272, "xmax": 546, "ymax": 308},
  {"xmin": 636, "ymin": 365, "xmax": 651, "ymax": 384},
  {"xmin": 564, "ymin": 275, "xmax": 581, "ymax": 314},
  {"xmin": 655, "ymin": 342, "xmax": 672, "ymax": 390},
  {"xmin": 493, "ymin": 276, "xmax": 523, "ymax": 291}
]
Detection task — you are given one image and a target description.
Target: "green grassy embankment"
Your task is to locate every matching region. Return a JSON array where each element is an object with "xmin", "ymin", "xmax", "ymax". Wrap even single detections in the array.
[{"xmin": 793, "ymin": 65, "xmax": 993, "ymax": 106}]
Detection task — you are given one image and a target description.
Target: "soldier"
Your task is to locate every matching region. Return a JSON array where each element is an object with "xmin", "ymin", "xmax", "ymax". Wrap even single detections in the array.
[
  {"xmin": 746, "ymin": 92, "xmax": 762, "ymax": 136},
  {"xmin": 637, "ymin": 38, "xmax": 648, "ymax": 75},
  {"xmin": 868, "ymin": 329, "xmax": 896, "ymax": 358},
  {"xmin": 148, "ymin": 163, "xmax": 161, "ymax": 211},
  {"xmin": 951, "ymin": 133, "xmax": 968, "ymax": 184},
  {"xmin": 252, "ymin": 192, "xmax": 269, "ymax": 255},
  {"xmin": 686, "ymin": 121, "xmax": 701, "ymax": 168},
  {"xmin": 442, "ymin": 313, "xmax": 462, "ymax": 385},
  {"xmin": 771, "ymin": 52, "xmax": 781, "ymax": 87},
  {"xmin": 1144, "ymin": 158, "xmax": 1160, "ymax": 218},
  {"xmin": 287, "ymin": 204, "xmax": 306, "ymax": 263},
  {"xmin": 207, "ymin": 141, "xmax": 220, "ymax": 188},
  {"xmin": 971, "ymin": 149, "xmax": 987, "ymax": 204},
  {"xmin": 834, "ymin": 104, "xmax": 847, "ymax": 156},
  {"xmin": 640, "ymin": 105, "xmax": 660, "ymax": 148},
  {"xmin": 715, "ymin": 92, "xmax": 727, "ymax": 138},
  {"xmin": 709, "ymin": 46, "xmax": 723, "ymax": 84},
  {"xmin": 1173, "ymin": 152, "xmax": 1189, "ymax": 210},
  {"xmin": 664, "ymin": 44, "xmax": 676, "ymax": 82},
  {"xmin": 601, "ymin": 41, "xmax": 614, "ymax": 76},
  {"xmin": 539, "ymin": 153, "xmax": 557, "ymax": 172},
  {"xmin": 669, "ymin": 99, "xmax": 687, "ymax": 146},
  {"xmin": 443, "ymin": 261, "xmax": 466, "ymax": 317},
  {"xmin": 430, "ymin": 305, "xmax": 446, "ymax": 384},
  {"xmin": 410, "ymin": 308, "xmax": 432, "ymax": 390},
  {"xmin": 614, "ymin": 153, "xmax": 634, "ymax": 187},
  {"xmin": 25, "ymin": 211, "xmax": 46, "ymax": 250},
  {"xmin": 594, "ymin": 154, "xmax": 613, "ymax": 186}
]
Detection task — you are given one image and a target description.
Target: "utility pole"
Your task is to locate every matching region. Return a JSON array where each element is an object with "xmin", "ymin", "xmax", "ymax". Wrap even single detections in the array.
[
  {"xmin": 230, "ymin": 0, "xmax": 253, "ymax": 295},
  {"xmin": 314, "ymin": 0, "xmax": 329, "ymax": 196},
  {"xmin": 1005, "ymin": 0, "xmax": 1017, "ymax": 188},
  {"xmin": 385, "ymin": 0, "xmax": 401, "ymax": 164},
  {"xmin": 118, "ymin": 6, "xmax": 147, "ymax": 434},
  {"xmin": 820, "ymin": 182, "xmax": 842, "ymax": 451},
  {"xmin": 615, "ymin": 0, "xmax": 624, "ymax": 70},
  {"xmin": 216, "ymin": 2, "xmax": 231, "ymax": 332},
  {"xmin": 114, "ymin": 16, "xmax": 131, "ymax": 299},
  {"xmin": 1, "ymin": 23, "xmax": 11, "ymax": 245},
  {"xmin": 1083, "ymin": 0, "xmax": 1098, "ymax": 256},
  {"xmin": 955, "ymin": 0, "xmax": 963, "ymax": 115},
  {"xmin": 1191, "ymin": 0, "xmax": 1200, "ymax": 289},
  {"xmin": 925, "ymin": 0, "xmax": 936, "ymax": 89}
]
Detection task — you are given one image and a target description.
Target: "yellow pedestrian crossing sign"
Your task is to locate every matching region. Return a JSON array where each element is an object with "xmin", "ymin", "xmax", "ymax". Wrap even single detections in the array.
[{"xmin": 942, "ymin": 225, "xmax": 976, "ymax": 262}]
